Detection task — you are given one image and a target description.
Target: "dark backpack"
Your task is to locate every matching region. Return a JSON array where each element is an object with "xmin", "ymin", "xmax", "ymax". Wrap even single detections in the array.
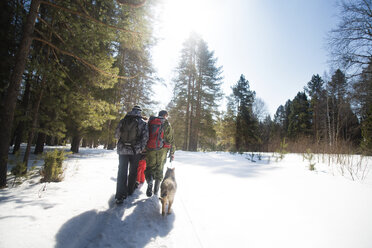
[
  {"xmin": 147, "ymin": 116, "xmax": 166, "ymax": 150},
  {"xmin": 120, "ymin": 115, "xmax": 140, "ymax": 147}
]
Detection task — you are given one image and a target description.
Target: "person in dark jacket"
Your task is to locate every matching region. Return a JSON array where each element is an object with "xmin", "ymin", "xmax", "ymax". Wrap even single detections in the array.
[{"xmin": 114, "ymin": 105, "xmax": 148, "ymax": 204}]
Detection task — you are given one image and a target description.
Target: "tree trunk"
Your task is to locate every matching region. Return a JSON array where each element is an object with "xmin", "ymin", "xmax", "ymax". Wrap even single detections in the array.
[
  {"xmin": 184, "ymin": 76, "xmax": 191, "ymax": 150},
  {"xmin": 71, "ymin": 135, "xmax": 81, "ymax": 153},
  {"xmin": 0, "ymin": 0, "xmax": 40, "ymax": 187},
  {"xmin": 12, "ymin": 123, "xmax": 24, "ymax": 155},
  {"xmin": 236, "ymin": 115, "xmax": 242, "ymax": 151},
  {"xmin": 107, "ymin": 142, "xmax": 116, "ymax": 150},
  {"xmin": 106, "ymin": 120, "xmax": 117, "ymax": 150},
  {"xmin": 192, "ymin": 68, "xmax": 203, "ymax": 151},
  {"xmin": 313, "ymin": 102, "xmax": 318, "ymax": 142},
  {"xmin": 46, "ymin": 135, "xmax": 53, "ymax": 146},
  {"xmin": 82, "ymin": 138, "xmax": 88, "ymax": 148},
  {"xmin": 12, "ymin": 77, "xmax": 32, "ymax": 154},
  {"xmin": 34, "ymin": 132, "xmax": 46, "ymax": 154},
  {"xmin": 188, "ymin": 76, "xmax": 196, "ymax": 151},
  {"xmin": 23, "ymin": 81, "xmax": 45, "ymax": 170},
  {"xmin": 326, "ymin": 95, "xmax": 332, "ymax": 146}
]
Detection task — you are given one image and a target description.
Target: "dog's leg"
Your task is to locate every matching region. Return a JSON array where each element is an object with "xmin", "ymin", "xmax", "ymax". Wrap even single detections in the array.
[
  {"xmin": 161, "ymin": 198, "xmax": 166, "ymax": 216},
  {"xmin": 167, "ymin": 199, "xmax": 173, "ymax": 215}
]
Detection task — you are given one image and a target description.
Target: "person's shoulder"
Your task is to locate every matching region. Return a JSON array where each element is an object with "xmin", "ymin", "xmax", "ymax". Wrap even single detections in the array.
[
  {"xmin": 138, "ymin": 117, "xmax": 147, "ymax": 124},
  {"xmin": 164, "ymin": 119, "xmax": 172, "ymax": 128}
]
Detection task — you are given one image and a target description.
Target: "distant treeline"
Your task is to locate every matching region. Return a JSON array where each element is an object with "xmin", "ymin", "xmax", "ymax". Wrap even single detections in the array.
[{"xmin": 167, "ymin": 1, "xmax": 372, "ymax": 155}]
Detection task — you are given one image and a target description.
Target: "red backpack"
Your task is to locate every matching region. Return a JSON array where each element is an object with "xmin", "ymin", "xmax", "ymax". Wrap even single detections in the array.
[{"xmin": 147, "ymin": 116, "xmax": 171, "ymax": 150}]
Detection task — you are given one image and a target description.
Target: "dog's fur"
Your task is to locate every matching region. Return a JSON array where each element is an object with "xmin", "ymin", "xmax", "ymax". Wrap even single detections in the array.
[{"xmin": 159, "ymin": 168, "xmax": 177, "ymax": 216}]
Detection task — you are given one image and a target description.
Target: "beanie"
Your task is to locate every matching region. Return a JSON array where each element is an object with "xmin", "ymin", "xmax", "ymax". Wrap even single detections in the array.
[
  {"xmin": 158, "ymin": 110, "xmax": 168, "ymax": 117},
  {"xmin": 132, "ymin": 105, "xmax": 142, "ymax": 112}
]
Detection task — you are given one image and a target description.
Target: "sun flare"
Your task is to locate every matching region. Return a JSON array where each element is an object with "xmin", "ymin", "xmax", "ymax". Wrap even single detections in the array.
[{"xmin": 160, "ymin": 0, "xmax": 214, "ymax": 41}]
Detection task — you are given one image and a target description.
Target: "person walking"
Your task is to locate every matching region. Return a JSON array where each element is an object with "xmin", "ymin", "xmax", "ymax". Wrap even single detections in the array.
[
  {"xmin": 115, "ymin": 105, "xmax": 148, "ymax": 204},
  {"xmin": 145, "ymin": 110, "xmax": 175, "ymax": 197}
]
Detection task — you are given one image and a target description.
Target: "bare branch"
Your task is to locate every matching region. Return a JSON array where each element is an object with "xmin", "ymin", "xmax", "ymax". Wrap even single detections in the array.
[
  {"xmin": 33, "ymin": 37, "xmax": 138, "ymax": 80},
  {"xmin": 37, "ymin": 16, "xmax": 66, "ymax": 44},
  {"xmin": 328, "ymin": 0, "xmax": 372, "ymax": 75}
]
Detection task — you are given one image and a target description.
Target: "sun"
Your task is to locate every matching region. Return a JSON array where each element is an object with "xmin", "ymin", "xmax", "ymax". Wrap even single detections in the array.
[
  {"xmin": 159, "ymin": 0, "xmax": 213, "ymax": 41},
  {"xmin": 152, "ymin": 0, "xmax": 217, "ymax": 108}
]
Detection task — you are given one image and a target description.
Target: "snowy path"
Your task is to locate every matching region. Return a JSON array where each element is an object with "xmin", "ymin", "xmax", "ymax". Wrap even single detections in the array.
[{"xmin": 1, "ymin": 148, "xmax": 372, "ymax": 248}]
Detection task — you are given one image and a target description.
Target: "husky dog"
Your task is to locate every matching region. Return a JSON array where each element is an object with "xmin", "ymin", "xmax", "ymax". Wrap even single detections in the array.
[{"xmin": 159, "ymin": 168, "xmax": 177, "ymax": 216}]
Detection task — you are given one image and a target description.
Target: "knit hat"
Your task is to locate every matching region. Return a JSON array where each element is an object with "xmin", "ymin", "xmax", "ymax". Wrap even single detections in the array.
[
  {"xmin": 158, "ymin": 110, "xmax": 168, "ymax": 117},
  {"xmin": 132, "ymin": 105, "xmax": 142, "ymax": 112}
]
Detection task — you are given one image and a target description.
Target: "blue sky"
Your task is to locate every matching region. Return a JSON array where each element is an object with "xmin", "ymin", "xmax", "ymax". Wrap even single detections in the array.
[{"xmin": 152, "ymin": 0, "xmax": 339, "ymax": 116}]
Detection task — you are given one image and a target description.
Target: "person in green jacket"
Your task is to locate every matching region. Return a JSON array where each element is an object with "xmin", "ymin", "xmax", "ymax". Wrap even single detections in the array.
[{"xmin": 145, "ymin": 110, "xmax": 175, "ymax": 197}]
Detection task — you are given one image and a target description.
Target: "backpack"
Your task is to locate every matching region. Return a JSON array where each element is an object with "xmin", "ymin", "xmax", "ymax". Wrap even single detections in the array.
[
  {"xmin": 147, "ymin": 116, "xmax": 169, "ymax": 150},
  {"xmin": 120, "ymin": 115, "xmax": 140, "ymax": 147}
]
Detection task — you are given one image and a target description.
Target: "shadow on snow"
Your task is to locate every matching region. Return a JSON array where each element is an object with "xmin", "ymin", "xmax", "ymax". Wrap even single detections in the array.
[
  {"xmin": 0, "ymin": 180, "xmax": 57, "ymax": 210},
  {"xmin": 55, "ymin": 194, "xmax": 175, "ymax": 248}
]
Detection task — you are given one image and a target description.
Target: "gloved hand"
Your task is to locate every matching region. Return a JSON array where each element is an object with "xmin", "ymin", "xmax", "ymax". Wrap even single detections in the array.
[{"xmin": 169, "ymin": 154, "xmax": 174, "ymax": 162}]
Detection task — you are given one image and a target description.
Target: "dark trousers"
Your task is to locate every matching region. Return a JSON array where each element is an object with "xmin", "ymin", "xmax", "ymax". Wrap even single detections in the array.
[{"xmin": 115, "ymin": 154, "xmax": 140, "ymax": 200}]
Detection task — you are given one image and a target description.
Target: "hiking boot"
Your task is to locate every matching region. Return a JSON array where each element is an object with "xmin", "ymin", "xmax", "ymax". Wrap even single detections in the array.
[
  {"xmin": 146, "ymin": 183, "xmax": 153, "ymax": 197},
  {"xmin": 115, "ymin": 198, "xmax": 124, "ymax": 204},
  {"xmin": 146, "ymin": 176, "xmax": 153, "ymax": 197},
  {"xmin": 154, "ymin": 180, "xmax": 160, "ymax": 196}
]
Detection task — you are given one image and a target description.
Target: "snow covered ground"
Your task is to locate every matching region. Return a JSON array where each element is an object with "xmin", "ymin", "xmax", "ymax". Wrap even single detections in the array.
[{"xmin": 1, "ymin": 146, "xmax": 372, "ymax": 248}]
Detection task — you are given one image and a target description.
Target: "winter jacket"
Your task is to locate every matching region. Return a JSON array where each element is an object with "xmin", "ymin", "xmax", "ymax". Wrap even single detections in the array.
[{"xmin": 115, "ymin": 110, "xmax": 149, "ymax": 155}]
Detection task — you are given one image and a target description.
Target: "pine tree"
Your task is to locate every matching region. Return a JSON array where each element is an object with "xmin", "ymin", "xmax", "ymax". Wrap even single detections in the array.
[
  {"xmin": 169, "ymin": 33, "xmax": 223, "ymax": 151},
  {"xmin": 287, "ymin": 92, "xmax": 312, "ymax": 139},
  {"xmin": 272, "ymin": 105, "xmax": 283, "ymax": 137},
  {"xmin": 304, "ymin": 74, "xmax": 324, "ymax": 142},
  {"xmin": 215, "ymin": 106, "xmax": 236, "ymax": 151},
  {"xmin": 326, "ymin": 69, "xmax": 357, "ymax": 145},
  {"xmin": 258, "ymin": 115, "xmax": 273, "ymax": 152},
  {"xmin": 231, "ymin": 74, "xmax": 259, "ymax": 151}
]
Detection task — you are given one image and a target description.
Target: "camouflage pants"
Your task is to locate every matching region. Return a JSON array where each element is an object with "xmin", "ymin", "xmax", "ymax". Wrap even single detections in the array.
[{"xmin": 145, "ymin": 148, "xmax": 168, "ymax": 181}]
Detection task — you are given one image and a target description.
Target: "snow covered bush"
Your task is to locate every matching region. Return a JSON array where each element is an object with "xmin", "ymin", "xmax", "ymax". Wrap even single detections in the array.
[{"xmin": 40, "ymin": 150, "xmax": 71, "ymax": 182}]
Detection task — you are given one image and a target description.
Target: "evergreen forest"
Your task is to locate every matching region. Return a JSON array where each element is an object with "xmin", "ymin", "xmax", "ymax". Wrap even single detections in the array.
[{"xmin": 0, "ymin": 0, "xmax": 371, "ymax": 188}]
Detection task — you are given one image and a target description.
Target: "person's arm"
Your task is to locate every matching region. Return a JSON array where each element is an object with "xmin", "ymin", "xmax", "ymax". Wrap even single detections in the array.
[
  {"xmin": 139, "ymin": 120, "xmax": 149, "ymax": 152},
  {"xmin": 164, "ymin": 121, "xmax": 175, "ymax": 159},
  {"xmin": 115, "ymin": 119, "xmax": 124, "ymax": 140}
]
